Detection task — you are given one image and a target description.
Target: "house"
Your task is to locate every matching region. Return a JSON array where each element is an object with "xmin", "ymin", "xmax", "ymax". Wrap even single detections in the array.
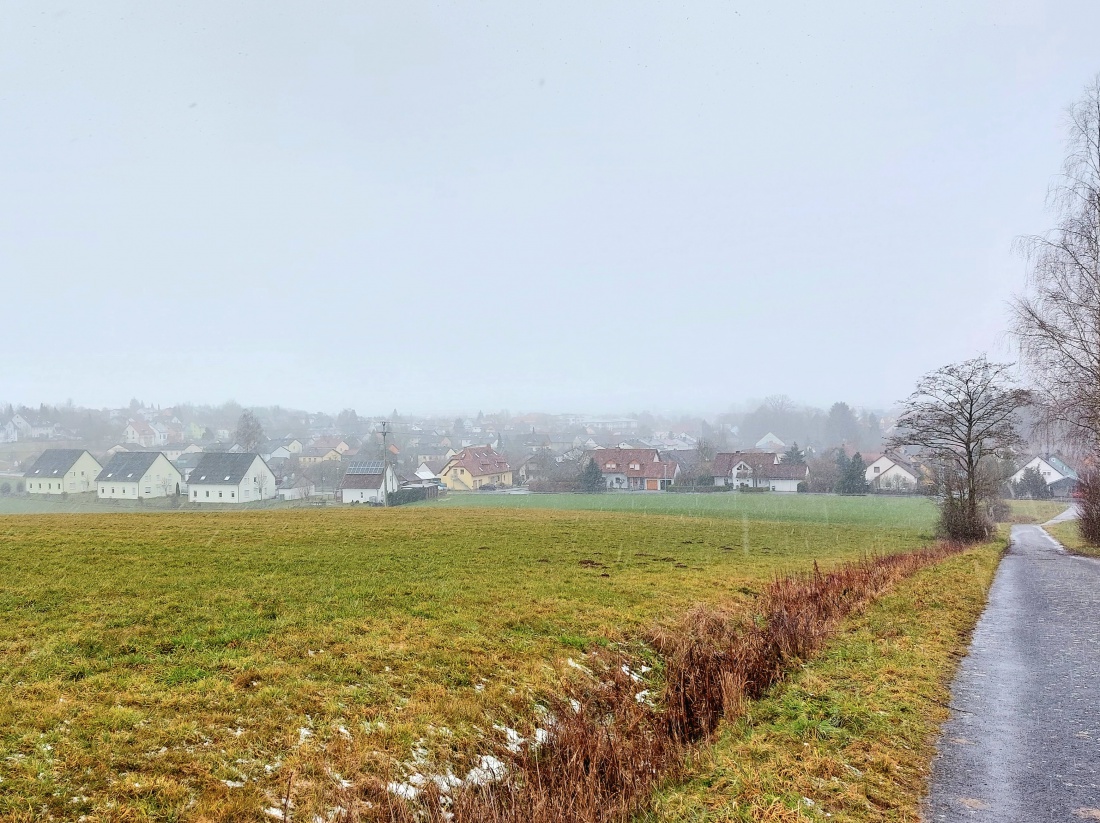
[
  {"xmin": 712, "ymin": 452, "xmax": 806, "ymax": 492},
  {"xmin": 865, "ymin": 453, "xmax": 921, "ymax": 492},
  {"xmin": 97, "ymin": 452, "xmax": 182, "ymax": 500},
  {"xmin": 12, "ymin": 413, "xmax": 61, "ymax": 440},
  {"xmin": 23, "ymin": 449, "xmax": 102, "ymax": 494},
  {"xmin": 417, "ymin": 445, "xmax": 457, "ymax": 466},
  {"xmin": 0, "ymin": 420, "xmax": 18, "ymax": 443},
  {"xmin": 754, "ymin": 432, "xmax": 786, "ymax": 452},
  {"xmin": 161, "ymin": 443, "xmax": 202, "ymax": 461},
  {"xmin": 123, "ymin": 419, "xmax": 158, "ymax": 447},
  {"xmin": 299, "ymin": 447, "xmax": 342, "ymax": 465},
  {"xmin": 186, "ymin": 453, "xmax": 277, "ymax": 504},
  {"xmin": 173, "ymin": 452, "xmax": 205, "ymax": 485},
  {"xmin": 588, "ymin": 448, "xmax": 680, "ymax": 491},
  {"xmin": 438, "ymin": 446, "xmax": 513, "ymax": 491},
  {"xmin": 1010, "ymin": 455, "xmax": 1079, "ymax": 496},
  {"xmin": 414, "ymin": 461, "xmax": 444, "ymax": 483},
  {"xmin": 311, "ymin": 436, "xmax": 350, "ymax": 454},
  {"xmin": 339, "ymin": 460, "xmax": 400, "ymax": 504},
  {"xmin": 514, "ymin": 451, "xmax": 565, "ymax": 485},
  {"xmin": 260, "ymin": 437, "xmax": 302, "ymax": 460}
]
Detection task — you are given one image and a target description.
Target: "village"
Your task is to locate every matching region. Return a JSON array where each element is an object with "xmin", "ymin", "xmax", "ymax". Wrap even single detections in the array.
[{"xmin": 0, "ymin": 401, "xmax": 1079, "ymax": 507}]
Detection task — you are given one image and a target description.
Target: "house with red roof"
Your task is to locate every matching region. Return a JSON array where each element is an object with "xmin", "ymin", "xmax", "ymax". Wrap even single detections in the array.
[
  {"xmin": 123, "ymin": 419, "xmax": 157, "ymax": 448},
  {"xmin": 438, "ymin": 445, "xmax": 512, "ymax": 491},
  {"xmin": 587, "ymin": 448, "xmax": 679, "ymax": 491},
  {"xmin": 712, "ymin": 451, "xmax": 807, "ymax": 492}
]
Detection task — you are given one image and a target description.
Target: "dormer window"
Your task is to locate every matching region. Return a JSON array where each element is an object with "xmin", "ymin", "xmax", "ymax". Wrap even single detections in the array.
[
  {"xmin": 629, "ymin": 462, "xmax": 641, "ymax": 471},
  {"xmin": 606, "ymin": 462, "xmax": 617, "ymax": 470}
]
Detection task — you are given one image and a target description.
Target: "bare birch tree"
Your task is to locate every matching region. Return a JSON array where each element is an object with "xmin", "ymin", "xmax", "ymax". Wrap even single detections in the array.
[
  {"xmin": 1012, "ymin": 75, "xmax": 1100, "ymax": 448},
  {"xmin": 887, "ymin": 357, "xmax": 1028, "ymax": 541}
]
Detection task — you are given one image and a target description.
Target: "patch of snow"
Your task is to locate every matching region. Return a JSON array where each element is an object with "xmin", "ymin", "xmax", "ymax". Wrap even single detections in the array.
[
  {"xmin": 635, "ymin": 690, "xmax": 650, "ymax": 703},
  {"xmin": 264, "ymin": 807, "xmax": 286, "ymax": 820},
  {"xmin": 465, "ymin": 755, "xmax": 507, "ymax": 786},
  {"xmin": 223, "ymin": 780, "xmax": 245, "ymax": 789},
  {"xmin": 387, "ymin": 781, "xmax": 420, "ymax": 800},
  {"xmin": 298, "ymin": 727, "xmax": 313, "ymax": 744},
  {"xmin": 493, "ymin": 724, "xmax": 525, "ymax": 753},
  {"xmin": 621, "ymin": 664, "xmax": 643, "ymax": 683}
]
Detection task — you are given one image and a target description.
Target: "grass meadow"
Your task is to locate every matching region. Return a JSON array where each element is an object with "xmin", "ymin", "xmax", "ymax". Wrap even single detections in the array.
[{"xmin": 0, "ymin": 495, "xmax": 956, "ymax": 820}]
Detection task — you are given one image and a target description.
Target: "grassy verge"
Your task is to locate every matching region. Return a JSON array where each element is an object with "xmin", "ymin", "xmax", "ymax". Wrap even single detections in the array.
[
  {"xmin": 1044, "ymin": 520, "xmax": 1100, "ymax": 557},
  {"xmin": 1004, "ymin": 499, "xmax": 1071, "ymax": 524},
  {"xmin": 643, "ymin": 541, "xmax": 1003, "ymax": 822}
]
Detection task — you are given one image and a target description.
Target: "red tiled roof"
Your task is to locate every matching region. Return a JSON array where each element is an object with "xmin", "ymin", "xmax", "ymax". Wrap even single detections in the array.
[
  {"xmin": 127, "ymin": 419, "xmax": 155, "ymax": 436},
  {"xmin": 441, "ymin": 445, "xmax": 511, "ymax": 478},
  {"xmin": 713, "ymin": 452, "xmax": 778, "ymax": 477},
  {"xmin": 587, "ymin": 448, "xmax": 679, "ymax": 480}
]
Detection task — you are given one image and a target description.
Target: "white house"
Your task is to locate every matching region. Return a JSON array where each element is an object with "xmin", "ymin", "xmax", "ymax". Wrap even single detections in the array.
[
  {"xmin": 97, "ymin": 452, "xmax": 182, "ymax": 500},
  {"xmin": 0, "ymin": 420, "xmax": 18, "ymax": 443},
  {"xmin": 712, "ymin": 451, "xmax": 807, "ymax": 492},
  {"xmin": 124, "ymin": 419, "xmax": 158, "ymax": 447},
  {"xmin": 865, "ymin": 454, "xmax": 921, "ymax": 492},
  {"xmin": 339, "ymin": 461, "xmax": 400, "ymax": 504},
  {"xmin": 161, "ymin": 443, "xmax": 202, "ymax": 461},
  {"xmin": 23, "ymin": 449, "xmax": 102, "ymax": 494},
  {"xmin": 1010, "ymin": 455, "xmax": 1079, "ymax": 490},
  {"xmin": 187, "ymin": 453, "xmax": 277, "ymax": 504},
  {"xmin": 754, "ymin": 432, "xmax": 786, "ymax": 452},
  {"xmin": 414, "ymin": 461, "xmax": 443, "ymax": 483}
]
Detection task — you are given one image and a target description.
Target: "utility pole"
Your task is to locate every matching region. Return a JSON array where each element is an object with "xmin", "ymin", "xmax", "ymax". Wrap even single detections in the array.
[{"xmin": 381, "ymin": 420, "xmax": 390, "ymax": 507}]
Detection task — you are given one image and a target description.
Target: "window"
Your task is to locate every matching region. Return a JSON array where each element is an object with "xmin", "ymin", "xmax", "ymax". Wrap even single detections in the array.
[
  {"xmin": 145, "ymin": 486, "xmax": 151, "ymax": 494},
  {"xmin": 231, "ymin": 491, "xmax": 235, "ymax": 498},
  {"xmin": 193, "ymin": 490, "xmax": 198, "ymax": 499},
  {"xmin": 874, "ymin": 467, "xmax": 880, "ymax": 473},
  {"xmin": 111, "ymin": 488, "xmax": 115, "ymax": 494},
  {"xmin": 218, "ymin": 491, "xmax": 223, "ymax": 498},
  {"xmin": 205, "ymin": 491, "xmax": 210, "ymax": 498}
]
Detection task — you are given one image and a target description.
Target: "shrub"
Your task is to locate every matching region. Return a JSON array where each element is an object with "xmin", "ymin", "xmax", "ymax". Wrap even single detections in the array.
[
  {"xmin": 938, "ymin": 498, "xmax": 994, "ymax": 542},
  {"xmin": 0, "ymin": 482, "xmax": 9, "ymax": 495},
  {"xmin": 1076, "ymin": 470, "xmax": 1100, "ymax": 545}
]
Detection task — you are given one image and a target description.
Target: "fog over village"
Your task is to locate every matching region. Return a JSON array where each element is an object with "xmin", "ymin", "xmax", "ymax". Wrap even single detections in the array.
[{"xmin": 4, "ymin": 4, "xmax": 1100, "ymax": 822}]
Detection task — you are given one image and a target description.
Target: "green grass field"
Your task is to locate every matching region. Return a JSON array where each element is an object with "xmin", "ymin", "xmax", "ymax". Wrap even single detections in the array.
[
  {"xmin": 0, "ymin": 497, "xmax": 944, "ymax": 820},
  {"xmin": 432, "ymin": 491, "xmax": 939, "ymax": 529}
]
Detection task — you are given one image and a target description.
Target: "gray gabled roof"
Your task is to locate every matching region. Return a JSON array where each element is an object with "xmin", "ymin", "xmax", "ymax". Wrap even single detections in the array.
[
  {"xmin": 96, "ymin": 451, "xmax": 165, "ymax": 483},
  {"xmin": 189, "ymin": 452, "xmax": 264, "ymax": 485},
  {"xmin": 24, "ymin": 449, "xmax": 95, "ymax": 478}
]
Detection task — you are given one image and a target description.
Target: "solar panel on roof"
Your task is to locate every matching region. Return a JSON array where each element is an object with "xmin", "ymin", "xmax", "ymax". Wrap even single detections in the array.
[{"xmin": 347, "ymin": 461, "xmax": 384, "ymax": 475}]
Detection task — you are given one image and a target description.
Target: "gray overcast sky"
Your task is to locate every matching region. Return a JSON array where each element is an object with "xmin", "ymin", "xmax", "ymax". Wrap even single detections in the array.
[{"xmin": 2, "ymin": 1, "xmax": 1097, "ymax": 415}]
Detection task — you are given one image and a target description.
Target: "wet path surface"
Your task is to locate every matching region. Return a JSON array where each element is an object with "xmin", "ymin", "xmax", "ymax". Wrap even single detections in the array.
[{"xmin": 924, "ymin": 524, "xmax": 1100, "ymax": 820}]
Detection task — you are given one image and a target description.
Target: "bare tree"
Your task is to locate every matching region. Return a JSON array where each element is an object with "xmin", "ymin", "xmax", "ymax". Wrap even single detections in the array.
[
  {"xmin": 234, "ymin": 410, "xmax": 265, "ymax": 452},
  {"xmin": 1012, "ymin": 75, "xmax": 1100, "ymax": 449},
  {"xmin": 887, "ymin": 357, "xmax": 1028, "ymax": 541}
]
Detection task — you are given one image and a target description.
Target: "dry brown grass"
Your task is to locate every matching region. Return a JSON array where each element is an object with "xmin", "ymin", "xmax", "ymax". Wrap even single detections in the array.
[{"xmin": 364, "ymin": 542, "xmax": 967, "ymax": 823}]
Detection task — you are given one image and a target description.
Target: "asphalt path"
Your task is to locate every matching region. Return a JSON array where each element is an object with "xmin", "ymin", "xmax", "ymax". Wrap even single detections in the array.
[{"xmin": 924, "ymin": 523, "xmax": 1100, "ymax": 820}]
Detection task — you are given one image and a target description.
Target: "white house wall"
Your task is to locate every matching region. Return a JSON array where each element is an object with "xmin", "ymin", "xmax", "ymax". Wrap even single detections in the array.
[
  {"xmin": 98, "ymin": 455, "xmax": 183, "ymax": 500},
  {"xmin": 26, "ymin": 452, "xmax": 101, "ymax": 495},
  {"xmin": 188, "ymin": 458, "xmax": 277, "ymax": 504}
]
